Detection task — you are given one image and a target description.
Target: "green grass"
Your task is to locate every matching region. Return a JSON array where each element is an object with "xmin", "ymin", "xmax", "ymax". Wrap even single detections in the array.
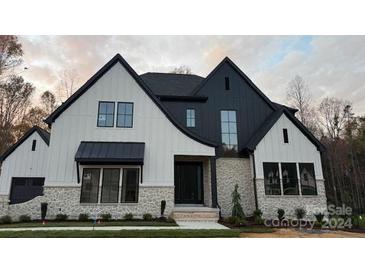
[
  {"xmin": 0, "ymin": 220, "xmax": 177, "ymax": 228},
  {"xmin": 0, "ymin": 229, "xmax": 240, "ymax": 238},
  {"xmin": 240, "ymin": 226, "xmax": 276, "ymax": 233}
]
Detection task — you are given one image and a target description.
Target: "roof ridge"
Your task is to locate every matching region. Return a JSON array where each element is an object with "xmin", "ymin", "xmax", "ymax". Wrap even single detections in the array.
[{"xmin": 141, "ymin": 72, "xmax": 204, "ymax": 78}]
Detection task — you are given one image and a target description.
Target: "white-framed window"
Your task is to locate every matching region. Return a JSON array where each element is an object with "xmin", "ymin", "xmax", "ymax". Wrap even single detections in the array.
[{"xmin": 80, "ymin": 165, "xmax": 140, "ymax": 204}]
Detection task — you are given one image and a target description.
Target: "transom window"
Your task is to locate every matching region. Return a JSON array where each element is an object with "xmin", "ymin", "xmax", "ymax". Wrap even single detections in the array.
[
  {"xmin": 117, "ymin": 102, "xmax": 134, "ymax": 128},
  {"xmin": 80, "ymin": 167, "xmax": 140, "ymax": 204},
  {"xmin": 186, "ymin": 109, "xmax": 195, "ymax": 128},
  {"xmin": 263, "ymin": 162, "xmax": 281, "ymax": 195},
  {"xmin": 97, "ymin": 102, "xmax": 115, "ymax": 127},
  {"xmin": 220, "ymin": 110, "xmax": 238, "ymax": 151}
]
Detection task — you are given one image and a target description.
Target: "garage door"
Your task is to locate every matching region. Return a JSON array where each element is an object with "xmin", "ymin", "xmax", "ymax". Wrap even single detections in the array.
[{"xmin": 10, "ymin": 177, "xmax": 45, "ymax": 204}]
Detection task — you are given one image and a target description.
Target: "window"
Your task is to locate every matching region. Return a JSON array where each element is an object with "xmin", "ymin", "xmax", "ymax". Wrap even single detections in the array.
[
  {"xmin": 31, "ymin": 140, "xmax": 36, "ymax": 151},
  {"xmin": 80, "ymin": 167, "xmax": 139, "ymax": 204},
  {"xmin": 221, "ymin": 110, "xmax": 238, "ymax": 151},
  {"xmin": 97, "ymin": 102, "xmax": 115, "ymax": 127},
  {"xmin": 283, "ymin": 128, "xmax": 289, "ymax": 143},
  {"xmin": 281, "ymin": 163, "xmax": 299, "ymax": 195},
  {"xmin": 101, "ymin": 168, "xmax": 120, "ymax": 203},
  {"xmin": 263, "ymin": 163, "xmax": 281, "ymax": 195},
  {"xmin": 80, "ymin": 168, "xmax": 101, "ymax": 203},
  {"xmin": 117, "ymin": 102, "xmax": 133, "ymax": 128},
  {"xmin": 121, "ymin": 168, "xmax": 139, "ymax": 203},
  {"xmin": 300, "ymin": 163, "xmax": 317, "ymax": 195},
  {"xmin": 225, "ymin": 77, "xmax": 230, "ymax": 90},
  {"xmin": 186, "ymin": 109, "xmax": 195, "ymax": 128}
]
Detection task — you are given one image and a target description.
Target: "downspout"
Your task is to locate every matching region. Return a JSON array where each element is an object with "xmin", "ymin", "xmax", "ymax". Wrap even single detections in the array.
[{"xmin": 250, "ymin": 152, "xmax": 259, "ymax": 211}]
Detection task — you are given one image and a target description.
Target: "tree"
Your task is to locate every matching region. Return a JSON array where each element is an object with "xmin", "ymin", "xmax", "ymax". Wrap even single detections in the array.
[
  {"xmin": 57, "ymin": 69, "xmax": 80, "ymax": 101},
  {"xmin": 170, "ymin": 65, "xmax": 192, "ymax": 74},
  {"xmin": 287, "ymin": 76, "xmax": 312, "ymax": 124},
  {"xmin": 231, "ymin": 184, "xmax": 245, "ymax": 219},
  {"xmin": 12, "ymin": 107, "xmax": 48, "ymax": 140},
  {"xmin": 41, "ymin": 91, "xmax": 56, "ymax": 114},
  {"xmin": 0, "ymin": 35, "xmax": 23, "ymax": 76},
  {"xmin": 0, "ymin": 75, "xmax": 34, "ymax": 154},
  {"xmin": 318, "ymin": 97, "xmax": 350, "ymax": 139}
]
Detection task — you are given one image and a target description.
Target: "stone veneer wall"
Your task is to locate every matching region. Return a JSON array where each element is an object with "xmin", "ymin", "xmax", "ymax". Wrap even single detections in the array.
[
  {"xmin": 256, "ymin": 179, "xmax": 327, "ymax": 220},
  {"xmin": 216, "ymin": 158, "xmax": 255, "ymax": 217},
  {"xmin": 1, "ymin": 186, "xmax": 174, "ymax": 220}
]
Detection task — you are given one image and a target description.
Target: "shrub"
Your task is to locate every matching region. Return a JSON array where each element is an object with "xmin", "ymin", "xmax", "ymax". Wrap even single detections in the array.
[
  {"xmin": 295, "ymin": 208, "xmax": 306, "ymax": 220},
  {"xmin": 143, "ymin": 213, "xmax": 153, "ymax": 221},
  {"xmin": 0, "ymin": 215, "xmax": 12, "ymax": 224},
  {"xmin": 41, "ymin": 202, "xmax": 48, "ymax": 221},
  {"xmin": 55, "ymin": 214, "xmax": 68, "ymax": 221},
  {"xmin": 277, "ymin": 209, "xmax": 285, "ymax": 221},
  {"xmin": 123, "ymin": 213, "xmax": 133, "ymax": 221},
  {"xmin": 161, "ymin": 200, "xmax": 166, "ymax": 217},
  {"xmin": 78, "ymin": 213, "xmax": 89, "ymax": 222},
  {"xmin": 19, "ymin": 215, "xmax": 31, "ymax": 223},
  {"xmin": 314, "ymin": 213, "xmax": 325, "ymax": 223},
  {"xmin": 166, "ymin": 217, "xmax": 176, "ymax": 223},
  {"xmin": 227, "ymin": 216, "xmax": 246, "ymax": 226},
  {"xmin": 253, "ymin": 209, "xmax": 264, "ymax": 224},
  {"xmin": 231, "ymin": 184, "xmax": 245, "ymax": 219},
  {"xmin": 101, "ymin": 213, "xmax": 112, "ymax": 221}
]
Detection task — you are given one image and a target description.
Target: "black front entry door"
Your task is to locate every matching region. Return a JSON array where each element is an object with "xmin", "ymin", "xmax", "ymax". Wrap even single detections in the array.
[{"xmin": 175, "ymin": 162, "xmax": 203, "ymax": 204}]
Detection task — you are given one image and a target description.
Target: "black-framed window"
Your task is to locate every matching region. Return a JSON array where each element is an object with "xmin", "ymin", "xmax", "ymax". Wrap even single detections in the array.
[
  {"xmin": 97, "ymin": 102, "xmax": 115, "ymax": 127},
  {"xmin": 225, "ymin": 77, "xmax": 230, "ymax": 90},
  {"xmin": 263, "ymin": 162, "xmax": 281, "ymax": 195},
  {"xmin": 281, "ymin": 163, "xmax": 299, "ymax": 195},
  {"xmin": 80, "ymin": 168, "xmax": 101, "ymax": 203},
  {"xmin": 186, "ymin": 109, "xmax": 195, "ymax": 128},
  {"xmin": 300, "ymin": 163, "xmax": 317, "ymax": 195},
  {"xmin": 221, "ymin": 110, "xmax": 238, "ymax": 151},
  {"xmin": 117, "ymin": 102, "xmax": 134, "ymax": 128},
  {"xmin": 101, "ymin": 168, "xmax": 120, "ymax": 203},
  {"xmin": 121, "ymin": 168, "xmax": 139, "ymax": 203},
  {"xmin": 31, "ymin": 140, "xmax": 36, "ymax": 151},
  {"xmin": 283, "ymin": 128, "xmax": 289, "ymax": 143}
]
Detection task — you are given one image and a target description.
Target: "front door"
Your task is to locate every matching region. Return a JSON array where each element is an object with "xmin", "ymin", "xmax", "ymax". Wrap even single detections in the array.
[{"xmin": 174, "ymin": 162, "xmax": 203, "ymax": 204}]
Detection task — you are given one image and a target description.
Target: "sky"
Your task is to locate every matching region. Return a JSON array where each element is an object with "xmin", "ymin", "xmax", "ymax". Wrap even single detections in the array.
[{"xmin": 17, "ymin": 35, "xmax": 365, "ymax": 115}]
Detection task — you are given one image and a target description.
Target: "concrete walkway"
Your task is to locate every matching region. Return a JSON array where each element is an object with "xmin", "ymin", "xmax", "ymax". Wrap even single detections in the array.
[{"xmin": 0, "ymin": 222, "xmax": 228, "ymax": 232}]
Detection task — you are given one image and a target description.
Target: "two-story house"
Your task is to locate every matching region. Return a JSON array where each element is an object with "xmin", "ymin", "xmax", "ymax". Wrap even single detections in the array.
[{"xmin": 0, "ymin": 53, "xmax": 327, "ymax": 221}]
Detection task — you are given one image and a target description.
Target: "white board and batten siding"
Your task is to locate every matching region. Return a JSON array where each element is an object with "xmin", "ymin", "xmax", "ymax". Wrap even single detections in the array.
[
  {"xmin": 254, "ymin": 114, "xmax": 323, "ymax": 180},
  {"xmin": 46, "ymin": 62, "xmax": 215, "ymax": 187},
  {"xmin": 0, "ymin": 132, "xmax": 49, "ymax": 195}
]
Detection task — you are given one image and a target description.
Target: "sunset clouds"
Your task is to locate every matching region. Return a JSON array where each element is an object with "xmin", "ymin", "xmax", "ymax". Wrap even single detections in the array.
[{"xmin": 18, "ymin": 35, "xmax": 365, "ymax": 114}]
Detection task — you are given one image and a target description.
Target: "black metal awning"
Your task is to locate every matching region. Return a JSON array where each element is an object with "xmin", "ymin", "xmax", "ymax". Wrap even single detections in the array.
[{"xmin": 75, "ymin": 142, "xmax": 145, "ymax": 165}]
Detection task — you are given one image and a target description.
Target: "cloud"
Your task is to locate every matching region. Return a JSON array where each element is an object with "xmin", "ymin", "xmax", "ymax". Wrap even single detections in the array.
[{"xmin": 17, "ymin": 35, "xmax": 365, "ymax": 115}]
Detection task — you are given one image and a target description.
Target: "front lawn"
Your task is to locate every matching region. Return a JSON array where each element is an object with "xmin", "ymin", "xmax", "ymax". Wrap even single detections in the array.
[
  {"xmin": 0, "ymin": 220, "xmax": 178, "ymax": 228},
  {"xmin": 240, "ymin": 226, "xmax": 276, "ymax": 233},
  {"xmin": 0, "ymin": 229, "xmax": 240, "ymax": 238}
]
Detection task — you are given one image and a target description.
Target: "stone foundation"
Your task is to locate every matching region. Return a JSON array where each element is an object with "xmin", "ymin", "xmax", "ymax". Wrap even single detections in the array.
[
  {"xmin": 256, "ymin": 179, "xmax": 327, "ymax": 220},
  {"xmin": 216, "ymin": 158, "xmax": 256, "ymax": 217},
  {"xmin": 1, "ymin": 185, "xmax": 174, "ymax": 221}
]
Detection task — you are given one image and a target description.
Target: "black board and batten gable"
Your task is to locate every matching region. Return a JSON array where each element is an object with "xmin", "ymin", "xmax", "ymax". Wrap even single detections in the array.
[{"xmin": 142, "ymin": 57, "xmax": 325, "ymax": 156}]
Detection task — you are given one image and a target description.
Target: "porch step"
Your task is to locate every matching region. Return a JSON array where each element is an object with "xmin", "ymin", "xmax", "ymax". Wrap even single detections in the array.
[{"xmin": 172, "ymin": 207, "xmax": 220, "ymax": 222}]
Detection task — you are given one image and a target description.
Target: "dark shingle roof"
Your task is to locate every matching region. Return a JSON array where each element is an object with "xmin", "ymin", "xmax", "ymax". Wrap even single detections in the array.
[
  {"xmin": 140, "ymin": 72, "xmax": 204, "ymax": 96},
  {"xmin": 75, "ymin": 141, "xmax": 145, "ymax": 164}
]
